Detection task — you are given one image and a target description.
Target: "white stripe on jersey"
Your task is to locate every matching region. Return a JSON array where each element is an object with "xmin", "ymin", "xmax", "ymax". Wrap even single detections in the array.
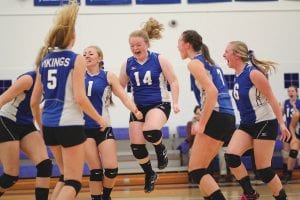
[
  {"xmin": 248, "ymin": 86, "xmax": 275, "ymax": 123},
  {"xmin": 0, "ymin": 92, "xmax": 26, "ymax": 122},
  {"xmin": 159, "ymin": 73, "xmax": 170, "ymax": 103},
  {"xmin": 101, "ymin": 86, "xmax": 112, "ymax": 127},
  {"xmin": 59, "ymin": 70, "xmax": 84, "ymax": 126}
]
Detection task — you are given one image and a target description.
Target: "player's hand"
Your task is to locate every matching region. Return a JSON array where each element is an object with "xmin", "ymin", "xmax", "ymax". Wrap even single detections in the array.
[
  {"xmin": 134, "ymin": 110, "xmax": 143, "ymax": 120},
  {"xmin": 98, "ymin": 117, "xmax": 108, "ymax": 131},
  {"xmin": 279, "ymin": 123, "xmax": 291, "ymax": 142},
  {"xmin": 191, "ymin": 121, "xmax": 204, "ymax": 135},
  {"xmin": 173, "ymin": 103, "xmax": 180, "ymax": 114}
]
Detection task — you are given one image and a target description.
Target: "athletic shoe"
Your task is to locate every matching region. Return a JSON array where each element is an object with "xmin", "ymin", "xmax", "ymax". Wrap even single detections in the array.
[
  {"xmin": 157, "ymin": 144, "xmax": 168, "ymax": 169},
  {"xmin": 144, "ymin": 172, "xmax": 158, "ymax": 193},
  {"xmin": 241, "ymin": 191, "xmax": 260, "ymax": 200},
  {"xmin": 100, "ymin": 195, "xmax": 112, "ymax": 200}
]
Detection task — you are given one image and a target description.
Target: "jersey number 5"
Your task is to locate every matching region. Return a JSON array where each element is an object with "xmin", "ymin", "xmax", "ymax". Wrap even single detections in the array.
[{"xmin": 47, "ymin": 69, "xmax": 57, "ymax": 89}]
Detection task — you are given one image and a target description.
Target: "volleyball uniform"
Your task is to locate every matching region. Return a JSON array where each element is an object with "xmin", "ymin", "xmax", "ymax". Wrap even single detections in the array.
[
  {"xmin": 190, "ymin": 74, "xmax": 201, "ymax": 105},
  {"xmin": 233, "ymin": 64, "xmax": 277, "ymax": 140},
  {"xmin": 39, "ymin": 49, "xmax": 85, "ymax": 147},
  {"xmin": 126, "ymin": 51, "xmax": 171, "ymax": 121},
  {"xmin": 283, "ymin": 99, "xmax": 300, "ymax": 142},
  {"xmin": 296, "ymin": 117, "xmax": 300, "ymax": 140},
  {"xmin": 283, "ymin": 99, "xmax": 300, "ymax": 128},
  {"xmin": 84, "ymin": 70, "xmax": 115, "ymax": 145},
  {"xmin": 192, "ymin": 54, "xmax": 235, "ymax": 141},
  {"xmin": 0, "ymin": 71, "xmax": 37, "ymax": 142}
]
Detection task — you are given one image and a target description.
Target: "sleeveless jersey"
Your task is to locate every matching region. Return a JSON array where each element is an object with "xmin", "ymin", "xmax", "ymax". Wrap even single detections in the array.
[
  {"xmin": 233, "ymin": 65, "xmax": 275, "ymax": 124},
  {"xmin": 298, "ymin": 114, "xmax": 300, "ymax": 136},
  {"xmin": 39, "ymin": 49, "xmax": 84, "ymax": 127},
  {"xmin": 84, "ymin": 70, "xmax": 112, "ymax": 128},
  {"xmin": 283, "ymin": 99, "xmax": 300, "ymax": 127},
  {"xmin": 0, "ymin": 71, "xmax": 36, "ymax": 125},
  {"xmin": 190, "ymin": 74, "xmax": 201, "ymax": 106},
  {"xmin": 126, "ymin": 51, "xmax": 170, "ymax": 107},
  {"xmin": 193, "ymin": 54, "xmax": 234, "ymax": 116}
]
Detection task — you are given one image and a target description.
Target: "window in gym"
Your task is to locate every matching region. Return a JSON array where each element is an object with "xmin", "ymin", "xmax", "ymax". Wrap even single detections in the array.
[
  {"xmin": 0, "ymin": 80, "xmax": 12, "ymax": 95},
  {"xmin": 284, "ymin": 73, "xmax": 299, "ymax": 88},
  {"xmin": 224, "ymin": 74, "xmax": 235, "ymax": 90}
]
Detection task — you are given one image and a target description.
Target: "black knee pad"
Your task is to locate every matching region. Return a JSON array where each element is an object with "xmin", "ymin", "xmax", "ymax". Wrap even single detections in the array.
[
  {"xmin": 58, "ymin": 174, "xmax": 64, "ymax": 182},
  {"xmin": 143, "ymin": 130, "xmax": 162, "ymax": 143},
  {"xmin": 131, "ymin": 144, "xmax": 148, "ymax": 159},
  {"xmin": 188, "ymin": 168, "xmax": 208, "ymax": 184},
  {"xmin": 64, "ymin": 179, "xmax": 81, "ymax": 195},
  {"xmin": 256, "ymin": 167, "xmax": 275, "ymax": 183},
  {"xmin": 104, "ymin": 168, "xmax": 118, "ymax": 179},
  {"xmin": 36, "ymin": 159, "xmax": 53, "ymax": 177},
  {"xmin": 289, "ymin": 149, "xmax": 298, "ymax": 159},
  {"xmin": 224, "ymin": 153, "xmax": 241, "ymax": 168},
  {"xmin": 0, "ymin": 173, "xmax": 18, "ymax": 189},
  {"xmin": 90, "ymin": 169, "xmax": 103, "ymax": 181}
]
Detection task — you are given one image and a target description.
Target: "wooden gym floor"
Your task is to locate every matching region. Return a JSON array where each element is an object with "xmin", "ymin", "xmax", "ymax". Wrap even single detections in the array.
[{"xmin": 2, "ymin": 171, "xmax": 300, "ymax": 200}]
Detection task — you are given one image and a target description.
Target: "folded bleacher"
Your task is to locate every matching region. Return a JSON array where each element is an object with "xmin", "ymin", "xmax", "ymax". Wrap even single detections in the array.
[{"xmin": 0, "ymin": 126, "xmax": 183, "ymax": 179}]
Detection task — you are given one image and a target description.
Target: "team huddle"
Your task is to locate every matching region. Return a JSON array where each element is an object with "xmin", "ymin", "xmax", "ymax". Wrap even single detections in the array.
[{"xmin": 0, "ymin": 1, "xmax": 298, "ymax": 200}]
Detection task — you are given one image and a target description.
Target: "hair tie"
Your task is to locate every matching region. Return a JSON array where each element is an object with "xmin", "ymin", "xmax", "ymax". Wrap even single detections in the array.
[
  {"xmin": 47, "ymin": 47, "xmax": 54, "ymax": 53},
  {"xmin": 248, "ymin": 50, "xmax": 254, "ymax": 60}
]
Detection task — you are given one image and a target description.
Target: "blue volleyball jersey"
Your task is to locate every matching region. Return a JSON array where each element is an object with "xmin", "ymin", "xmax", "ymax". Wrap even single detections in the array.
[
  {"xmin": 126, "ymin": 51, "xmax": 170, "ymax": 107},
  {"xmin": 84, "ymin": 70, "xmax": 112, "ymax": 128},
  {"xmin": 193, "ymin": 54, "xmax": 234, "ymax": 116},
  {"xmin": 0, "ymin": 71, "xmax": 36, "ymax": 125},
  {"xmin": 283, "ymin": 99, "xmax": 300, "ymax": 127},
  {"xmin": 39, "ymin": 49, "xmax": 84, "ymax": 127},
  {"xmin": 190, "ymin": 74, "xmax": 201, "ymax": 106},
  {"xmin": 232, "ymin": 65, "xmax": 275, "ymax": 124}
]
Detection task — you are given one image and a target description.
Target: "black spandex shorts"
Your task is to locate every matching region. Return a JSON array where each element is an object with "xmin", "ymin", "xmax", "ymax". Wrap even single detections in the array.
[
  {"xmin": 85, "ymin": 127, "xmax": 115, "ymax": 146},
  {"xmin": 129, "ymin": 102, "xmax": 171, "ymax": 122},
  {"xmin": 0, "ymin": 116, "xmax": 37, "ymax": 142},
  {"xmin": 238, "ymin": 119, "xmax": 278, "ymax": 140},
  {"xmin": 204, "ymin": 111, "xmax": 236, "ymax": 142},
  {"xmin": 43, "ymin": 126, "xmax": 86, "ymax": 147}
]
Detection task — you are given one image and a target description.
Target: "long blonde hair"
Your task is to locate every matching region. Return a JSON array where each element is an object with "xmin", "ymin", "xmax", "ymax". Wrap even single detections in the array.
[
  {"xmin": 35, "ymin": 0, "xmax": 79, "ymax": 67},
  {"xmin": 129, "ymin": 17, "xmax": 164, "ymax": 47},
  {"xmin": 229, "ymin": 41, "xmax": 277, "ymax": 76}
]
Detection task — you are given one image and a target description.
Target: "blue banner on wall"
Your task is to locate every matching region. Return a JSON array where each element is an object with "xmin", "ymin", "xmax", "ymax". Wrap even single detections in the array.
[
  {"xmin": 86, "ymin": 0, "xmax": 131, "ymax": 5},
  {"xmin": 136, "ymin": 0, "xmax": 181, "ymax": 4},
  {"xmin": 34, "ymin": 0, "xmax": 80, "ymax": 6},
  {"xmin": 235, "ymin": 0, "xmax": 277, "ymax": 1},
  {"xmin": 188, "ymin": 0, "xmax": 231, "ymax": 3}
]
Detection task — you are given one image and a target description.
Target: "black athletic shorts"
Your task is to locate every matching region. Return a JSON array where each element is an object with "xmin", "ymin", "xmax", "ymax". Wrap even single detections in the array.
[
  {"xmin": 43, "ymin": 126, "xmax": 86, "ymax": 147},
  {"xmin": 85, "ymin": 127, "xmax": 115, "ymax": 146},
  {"xmin": 238, "ymin": 119, "xmax": 278, "ymax": 140},
  {"xmin": 0, "ymin": 116, "xmax": 37, "ymax": 142},
  {"xmin": 204, "ymin": 111, "xmax": 236, "ymax": 142},
  {"xmin": 129, "ymin": 102, "xmax": 171, "ymax": 122}
]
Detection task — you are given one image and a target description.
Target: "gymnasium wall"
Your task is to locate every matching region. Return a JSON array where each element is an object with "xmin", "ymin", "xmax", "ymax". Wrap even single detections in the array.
[{"xmin": 0, "ymin": 0, "xmax": 299, "ymax": 131}]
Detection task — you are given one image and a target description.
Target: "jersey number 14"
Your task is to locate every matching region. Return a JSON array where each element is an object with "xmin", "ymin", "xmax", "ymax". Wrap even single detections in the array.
[{"xmin": 134, "ymin": 71, "xmax": 152, "ymax": 86}]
